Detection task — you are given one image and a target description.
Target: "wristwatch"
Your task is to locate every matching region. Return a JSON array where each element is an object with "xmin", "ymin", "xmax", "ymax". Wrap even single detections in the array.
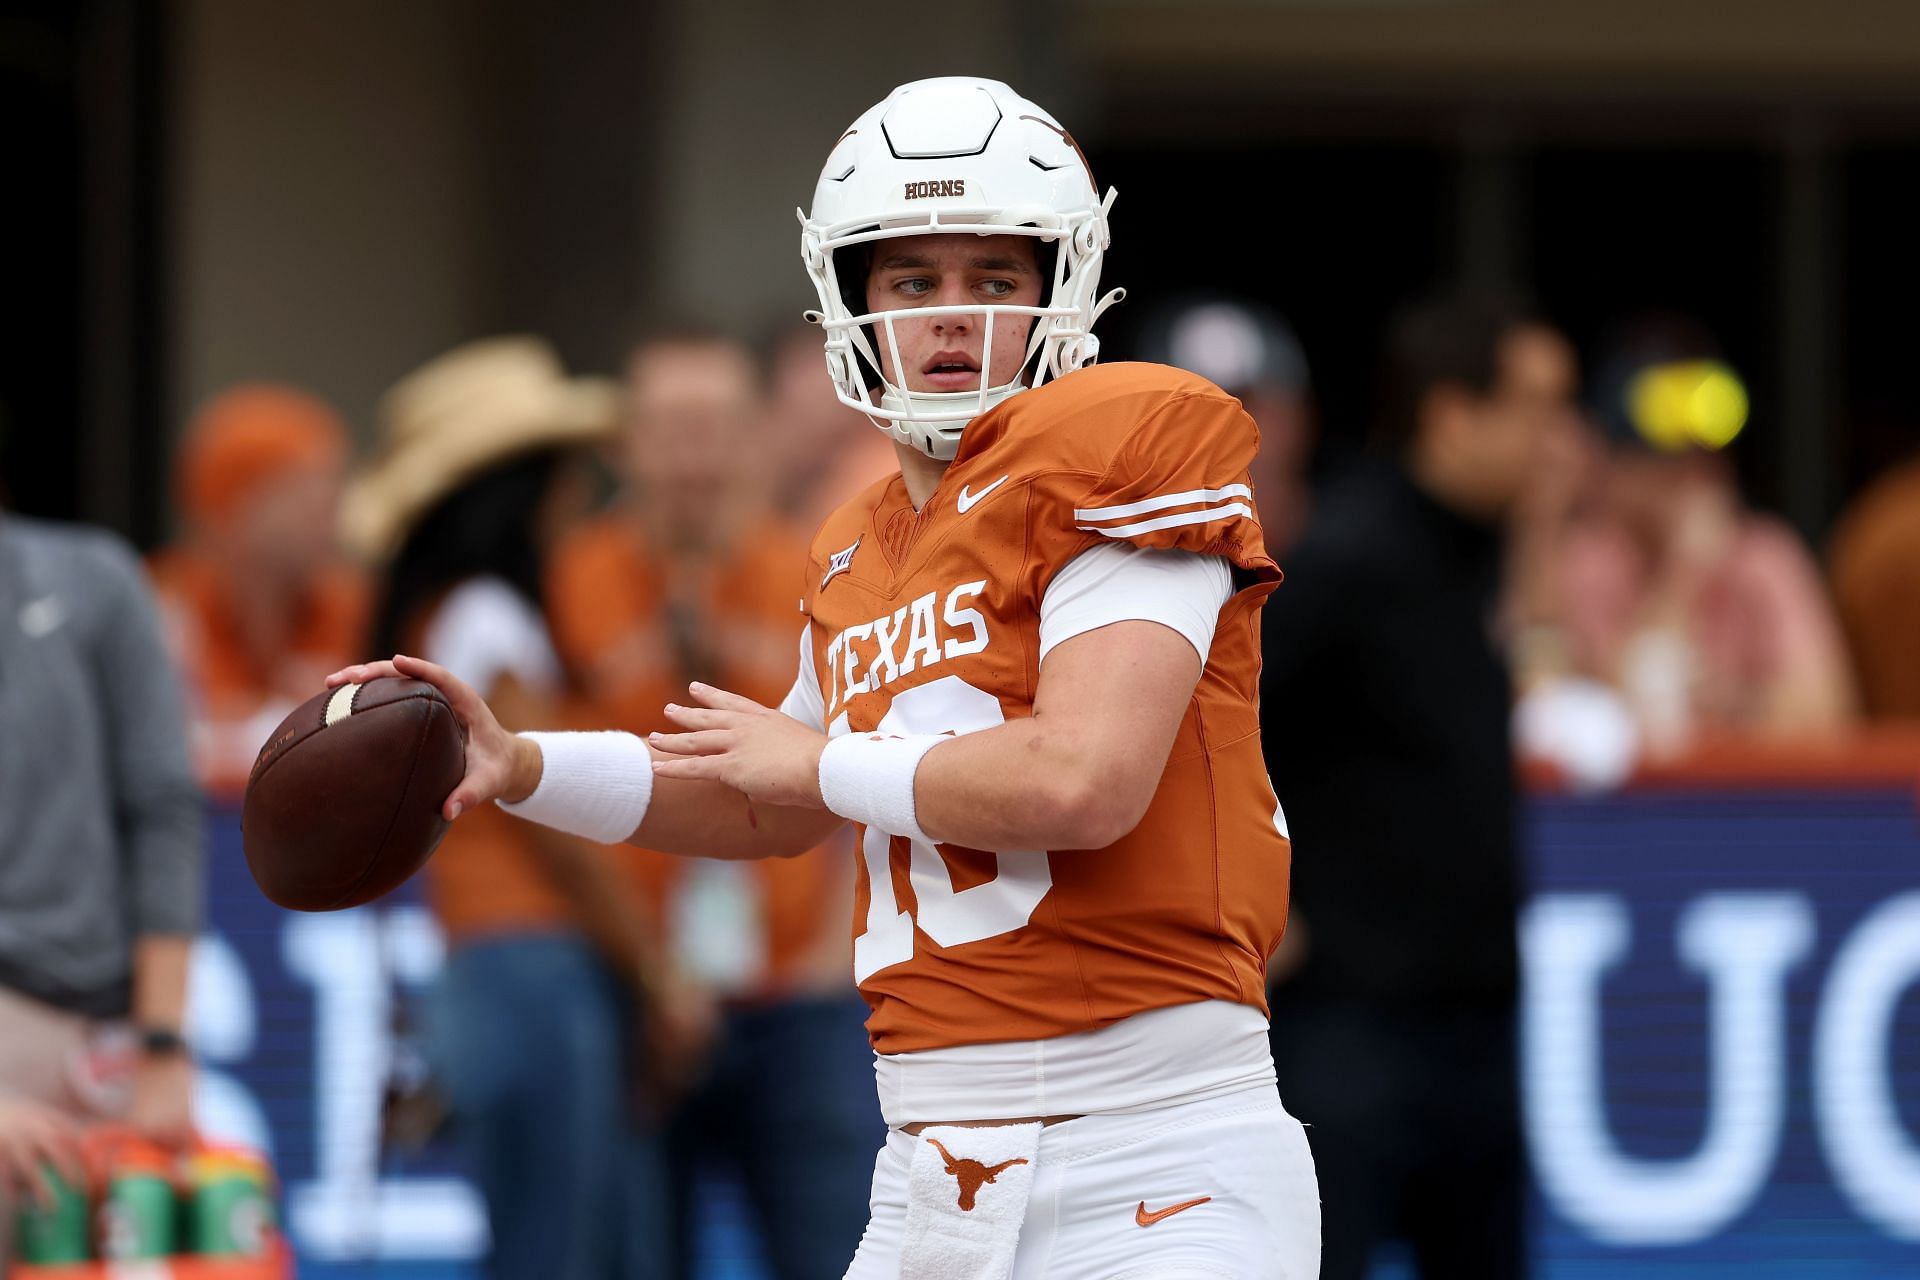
[{"xmin": 137, "ymin": 1026, "xmax": 189, "ymax": 1058}]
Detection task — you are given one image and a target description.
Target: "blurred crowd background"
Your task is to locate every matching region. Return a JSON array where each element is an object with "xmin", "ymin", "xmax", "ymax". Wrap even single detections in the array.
[{"xmin": 6, "ymin": 2, "xmax": 1920, "ymax": 1278}]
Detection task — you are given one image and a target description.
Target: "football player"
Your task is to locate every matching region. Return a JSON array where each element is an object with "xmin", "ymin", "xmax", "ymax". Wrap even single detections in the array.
[{"xmin": 331, "ymin": 77, "xmax": 1318, "ymax": 1278}]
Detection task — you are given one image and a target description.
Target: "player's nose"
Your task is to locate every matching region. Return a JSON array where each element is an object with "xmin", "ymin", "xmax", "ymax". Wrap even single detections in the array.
[{"xmin": 930, "ymin": 278, "xmax": 979, "ymax": 325}]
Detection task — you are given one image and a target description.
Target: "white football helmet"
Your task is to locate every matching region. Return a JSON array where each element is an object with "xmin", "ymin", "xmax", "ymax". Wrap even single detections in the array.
[{"xmin": 799, "ymin": 77, "xmax": 1123, "ymax": 460}]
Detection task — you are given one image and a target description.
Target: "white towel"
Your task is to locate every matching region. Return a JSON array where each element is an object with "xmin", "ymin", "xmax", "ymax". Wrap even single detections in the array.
[{"xmin": 899, "ymin": 1122, "xmax": 1042, "ymax": 1280}]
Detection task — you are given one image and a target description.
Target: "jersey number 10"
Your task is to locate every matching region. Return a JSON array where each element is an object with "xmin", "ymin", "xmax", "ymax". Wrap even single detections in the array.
[{"xmin": 843, "ymin": 676, "xmax": 1055, "ymax": 983}]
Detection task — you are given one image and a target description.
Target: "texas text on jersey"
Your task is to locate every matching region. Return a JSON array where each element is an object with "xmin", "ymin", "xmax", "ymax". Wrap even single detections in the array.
[{"xmin": 796, "ymin": 360, "xmax": 1291, "ymax": 1058}]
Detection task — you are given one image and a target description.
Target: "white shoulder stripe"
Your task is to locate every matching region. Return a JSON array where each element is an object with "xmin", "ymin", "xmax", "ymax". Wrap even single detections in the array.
[
  {"xmin": 1072, "ymin": 483, "xmax": 1251, "ymax": 523},
  {"xmin": 1077, "ymin": 501, "xmax": 1254, "ymax": 539}
]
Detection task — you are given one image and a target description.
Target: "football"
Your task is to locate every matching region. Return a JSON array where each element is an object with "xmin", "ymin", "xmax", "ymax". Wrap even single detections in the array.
[{"xmin": 242, "ymin": 677, "xmax": 466, "ymax": 911}]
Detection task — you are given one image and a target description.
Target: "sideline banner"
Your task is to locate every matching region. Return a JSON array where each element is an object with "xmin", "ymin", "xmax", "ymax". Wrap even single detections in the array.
[
  {"xmin": 191, "ymin": 810, "xmax": 481, "ymax": 1280},
  {"xmin": 1526, "ymin": 785, "xmax": 1920, "ymax": 1276},
  {"xmin": 193, "ymin": 781, "xmax": 1920, "ymax": 1277}
]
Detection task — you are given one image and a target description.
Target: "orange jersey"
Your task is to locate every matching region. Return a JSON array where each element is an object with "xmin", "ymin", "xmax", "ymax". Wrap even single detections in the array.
[{"xmin": 798, "ymin": 362, "xmax": 1290, "ymax": 1055}]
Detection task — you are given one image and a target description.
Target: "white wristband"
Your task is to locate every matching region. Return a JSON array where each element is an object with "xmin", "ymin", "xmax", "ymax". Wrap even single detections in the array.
[
  {"xmin": 497, "ymin": 731, "xmax": 654, "ymax": 844},
  {"xmin": 818, "ymin": 732, "xmax": 945, "ymax": 843}
]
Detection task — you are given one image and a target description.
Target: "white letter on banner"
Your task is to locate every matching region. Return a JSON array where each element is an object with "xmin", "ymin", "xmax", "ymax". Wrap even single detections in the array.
[
  {"xmin": 188, "ymin": 933, "xmax": 273, "ymax": 1158},
  {"xmin": 284, "ymin": 909, "xmax": 485, "ymax": 1260},
  {"xmin": 1522, "ymin": 893, "xmax": 1814, "ymax": 1245},
  {"xmin": 1814, "ymin": 892, "xmax": 1920, "ymax": 1239}
]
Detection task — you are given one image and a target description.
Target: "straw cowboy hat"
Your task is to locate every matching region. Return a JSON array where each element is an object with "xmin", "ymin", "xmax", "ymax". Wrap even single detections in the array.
[{"xmin": 341, "ymin": 336, "xmax": 617, "ymax": 562}]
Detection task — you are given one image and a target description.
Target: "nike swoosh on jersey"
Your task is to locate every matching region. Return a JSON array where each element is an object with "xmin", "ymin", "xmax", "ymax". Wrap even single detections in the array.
[
  {"xmin": 1135, "ymin": 1196, "xmax": 1212, "ymax": 1227},
  {"xmin": 956, "ymin": 475, "xmax": 1010, "ymax": 514}
]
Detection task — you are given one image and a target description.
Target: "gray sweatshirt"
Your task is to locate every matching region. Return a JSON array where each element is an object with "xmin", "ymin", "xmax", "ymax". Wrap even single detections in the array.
[{"xmin": 0, "ymin": 514, "xmax": 204, "ymax": 1017}]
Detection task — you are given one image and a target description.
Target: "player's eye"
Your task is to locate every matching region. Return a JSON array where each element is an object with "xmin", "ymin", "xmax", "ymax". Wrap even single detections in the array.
[
  {"xmin": 893, "ymin": 277, "xmax": 933, "ymax": 297},
  {"xmin": 978, "ymin": 279, "xmax": 1016, "ymax": 299}
]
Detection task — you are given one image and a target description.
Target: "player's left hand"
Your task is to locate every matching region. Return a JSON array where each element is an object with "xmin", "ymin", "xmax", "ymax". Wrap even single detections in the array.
[{"xmin": 649, "ymin": 683, "xmax": 828, "ymax": 809}]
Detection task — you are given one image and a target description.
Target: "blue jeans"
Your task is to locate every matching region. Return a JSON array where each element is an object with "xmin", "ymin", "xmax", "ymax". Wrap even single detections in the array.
[
  {"xmin": 429, "ymin": 932, "xmax": 670, "ymax": 1280},
  {"xmin": 667, "ymin": 994, "xmax": 883, "ymax": 1279}
]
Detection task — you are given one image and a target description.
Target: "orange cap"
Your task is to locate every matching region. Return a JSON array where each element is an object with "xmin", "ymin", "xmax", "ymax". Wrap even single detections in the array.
[{"xmin": 177, "ymin": 383, "xmax": 349, "ymax": 530}]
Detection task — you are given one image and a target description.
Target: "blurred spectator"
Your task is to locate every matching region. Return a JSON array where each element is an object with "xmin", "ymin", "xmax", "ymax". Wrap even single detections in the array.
[
  {"xmin": 1135, "ymin": 295, "xmax": 1317, "ymax": 552},
  {"xmin": 1529, "ymin": 321, "xmax": 1855, "ymax": 757},
  {"xmin": 149, "ymin": 384, "xmax": 368, "ymax": 797},
  {"xmin": 548, "ymin": 330, "xmax": 880, "ymax": 1280},
  {"xmin": 1827, "ymin": 454, "xmax": 1920, "ymax": 719},
  {"xmin": 1262, "ymin": 296, "xmax": 1579, "ymax": 1280},
  {"xmin": 765, "ymin": 320, "xmax": 900, "ymax": 532},
  {"xmin": 1503, "ymin": 405, "xmax": 1641, "ymax": 791},
  {"xmin": 346, "ymin": 337, "xmax": 680, "ymax": 1280},
  {"xmin": 0, "ymin": 503, "xmax": 204, "ymax": 1252}
]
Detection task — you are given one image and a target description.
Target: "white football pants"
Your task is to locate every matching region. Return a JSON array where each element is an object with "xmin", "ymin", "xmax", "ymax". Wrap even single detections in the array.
[{"xmin": 843, "ymin": 1087, "xmax": 1321, "ymax": 1279}]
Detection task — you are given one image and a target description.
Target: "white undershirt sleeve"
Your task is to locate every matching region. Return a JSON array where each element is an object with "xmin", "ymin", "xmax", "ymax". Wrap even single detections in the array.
[
  {"xmin": 777, "ymin": 625, "xmax": 828, "ymax": 732},
  {"xmin": 1037, "ymin": 543, "xmax": 1234, "ymax": 665}
]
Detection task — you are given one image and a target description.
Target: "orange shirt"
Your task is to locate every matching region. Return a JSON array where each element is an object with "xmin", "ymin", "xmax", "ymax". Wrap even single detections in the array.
[
  {"xmin": 798, "ymin": 362, "xmax": 1290, "ymax": 1055},
  {"xmin": 547, "ymin": 515, "xmax": 846, "ymax": 997},
  {"xmin": 427, "ymin": 793, "xmax": 583, "ymax": 941},
  {"xmin": 147, "ymin": 549, "xmax": 367, "ymax": 798},
  {"xmin": 399, "ymin": 581, "xmax": 660, "ymax": 945}
]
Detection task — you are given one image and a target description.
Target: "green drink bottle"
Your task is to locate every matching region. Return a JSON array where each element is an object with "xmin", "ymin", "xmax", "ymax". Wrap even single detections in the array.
[
  {"xmin": 187, "ymin": 1148, "xmax": 275, "ymax": 1256},
  {"xmin": 97, "ymin": 1141, "xmax": 177, "ymax": 1260},
  {"xmin": 13, "ymin": 1163, "xmax": 90, "ymax": 1265}
]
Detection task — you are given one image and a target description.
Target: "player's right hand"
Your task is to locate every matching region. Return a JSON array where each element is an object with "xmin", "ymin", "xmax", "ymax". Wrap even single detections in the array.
[{"xmin": 324, "ymin": 653, "xmax": 531, "ymax": 819}]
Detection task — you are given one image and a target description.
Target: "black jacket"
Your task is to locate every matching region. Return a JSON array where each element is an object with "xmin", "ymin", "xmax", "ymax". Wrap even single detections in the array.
[{"xmin": 1260, "ymin": 458, "xmax": 1519, "ymax": 1008}]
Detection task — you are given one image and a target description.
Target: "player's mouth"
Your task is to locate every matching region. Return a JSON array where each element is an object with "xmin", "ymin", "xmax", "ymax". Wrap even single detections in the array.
[{"xmin": 921, "ymin": 350, "xmax": 982, "ymax": 392}]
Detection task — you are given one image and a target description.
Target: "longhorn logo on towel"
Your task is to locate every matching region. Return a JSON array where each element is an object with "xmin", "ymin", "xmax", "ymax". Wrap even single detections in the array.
[{"xmin": 926, "ymin": 1138, "xmax": 1030, "ymax": 1211}]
